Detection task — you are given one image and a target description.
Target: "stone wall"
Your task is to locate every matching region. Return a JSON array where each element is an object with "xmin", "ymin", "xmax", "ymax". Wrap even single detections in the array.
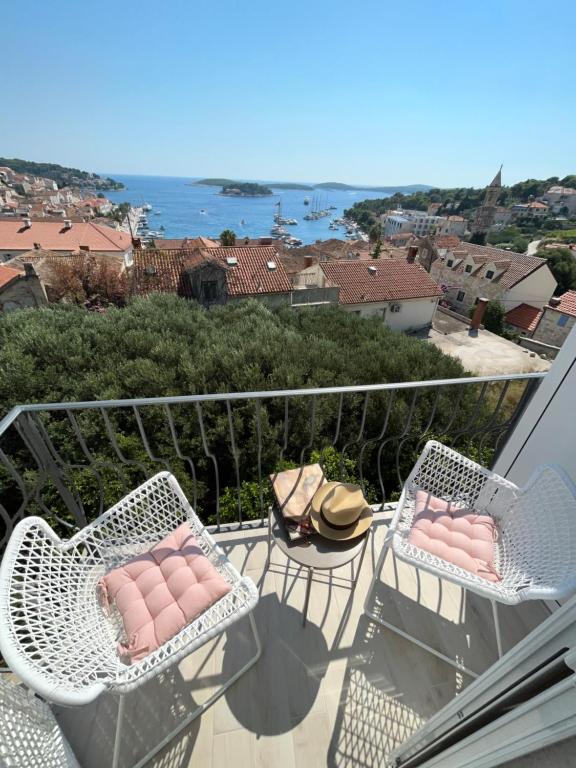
[
  {"xmin": 532, "ymin": 307, "xmax": 576, "ymax": 347},
  {"xmin": 430, "ymin": 262, "xmax": 504, "ymax": 313},
  {"xmin": 518, "ymin": 336, "xmax": 560, "ymax": 359},
  {"xmin": 0, "ymin": 273, "xmax": 48, "ymax": 311}
]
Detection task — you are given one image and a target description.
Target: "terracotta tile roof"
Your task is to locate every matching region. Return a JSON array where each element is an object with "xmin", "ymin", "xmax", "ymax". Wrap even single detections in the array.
[
  {"xmin": 152, "ymin": 237, "xmax": 218, "ymax": 250},
  {"xmin": 131, "ymin": 245, "xmax": 292, "ymax": 298},
  {"xmin": 201, "ymin": 246, "xmax": 292, "ymax": 296},
  {"xmin": 505, "ymin": 303, "xmax": 543, "ymax": 332},
  {"xmin": 553, "ymin": 290, "xmax": 576, "ymax": 318},
  {"xmin": 0, "ymin": 220, "xmax": 132, "ymax": 253},
  {"xmin": 444, "ymin": 242, "xmax": 547, "ymax": 289},
  {"xmin": 131, "ymin": 250, "xmax": 195, "ymax": 297},
  {"xmin": 0, "ymin": 264, "xmax": 22, "ymax": 289},
  {"xmin": 432, "ymin": 235, "xmax": 461, "ymax": 249},
  {"xmin": 320, "ymin": 260, "xmax": 443, "ymax": 304}
]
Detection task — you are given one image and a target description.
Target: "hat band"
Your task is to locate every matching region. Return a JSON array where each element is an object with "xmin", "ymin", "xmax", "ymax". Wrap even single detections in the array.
[{"xmin": 320, "ymin": 509, "xmax": 361, "ymax": 531}]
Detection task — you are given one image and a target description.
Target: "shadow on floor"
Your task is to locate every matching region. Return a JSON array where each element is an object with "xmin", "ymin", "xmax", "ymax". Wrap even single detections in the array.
[{"xmin": 56, "ymin": 660, "xmax": 210, "ymax": 768}]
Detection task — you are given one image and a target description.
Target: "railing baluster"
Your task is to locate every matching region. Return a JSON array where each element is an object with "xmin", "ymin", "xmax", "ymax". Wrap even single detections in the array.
[
  {"xmin": 132, "ymin": 406, "xmax": 172, "ymax": 473},
  {"xmin": 99, "ymin": 407, "xmax": 150, "ymax": 480},
  {"xmin": 0, "ymin": 448, "xmax": 30, "ymax": 548},
  {"xmin": 163, "ymin": 404, "xmax": 198, "ymax": 510},
  {"xmin": 195, "ymin": 402, "xmax": 220, "ymax": 529},
  {"xmin": 226, "ymin": 400, "xmax": 242, "ymax": 527},
  {"xmin": 254, "ymin": 399, "xmax": 264, "ymax": 524}
]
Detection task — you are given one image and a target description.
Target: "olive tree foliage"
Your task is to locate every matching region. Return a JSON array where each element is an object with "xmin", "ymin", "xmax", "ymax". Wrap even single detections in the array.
[{"xmin": 0, "ymin": 296, "xmax": 505, "ymax": 533}]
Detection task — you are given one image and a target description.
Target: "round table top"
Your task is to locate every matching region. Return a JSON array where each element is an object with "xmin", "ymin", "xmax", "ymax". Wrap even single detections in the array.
[{"xmin": 270, "ymin": 507, "xmax": 368, "ymax": 570}]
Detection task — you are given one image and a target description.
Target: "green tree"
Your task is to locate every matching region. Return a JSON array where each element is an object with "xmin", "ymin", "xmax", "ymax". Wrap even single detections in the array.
[
  {"xmin": 371, "ymin": 241, "xmax": 382, "ymax": 259},
  {"xmin": 0, "ymin": 296, "xmax": 505, "ymax": 531},
  {"xmin": 470, "ymin": 300, "xmax": 506, "ymax": 335},
  {"xmin": 220, "ymin": 229, "xmax": 236, "ymax": 246},
  {"xmin": 538, "ymin": 247, "xmax": 576, "ymax": 294},
  {"xmin": 369, "ymin": 223, "xmax": 382, "ymax": 243}
]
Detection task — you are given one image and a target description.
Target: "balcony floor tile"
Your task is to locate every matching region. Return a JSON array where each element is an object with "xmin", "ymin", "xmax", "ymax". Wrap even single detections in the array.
[{"xmin": 56, "ymin": 514, "xmax": 551, "ymax": 768}]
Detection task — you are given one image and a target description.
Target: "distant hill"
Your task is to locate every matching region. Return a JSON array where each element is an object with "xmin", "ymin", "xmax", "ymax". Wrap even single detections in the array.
[
  {"xmin": 315, "ymin": 181, "xmax": 433, "ymax": 192},
  {"xmin": 0, "ymin": 157, "xmax": 124, "ymax": 190},
  {"xmin": 195, "ymin": 178, "xmax": 432, "ymax": 193}
]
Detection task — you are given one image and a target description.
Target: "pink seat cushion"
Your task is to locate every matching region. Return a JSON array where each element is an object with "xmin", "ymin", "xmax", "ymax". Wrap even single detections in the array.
[
  {"xmin": 407, "ymin": 489, "xmax": 501, "ymax": 583},
  {"xmin": 99, "ymin": 522, "xmax": 232, "ymax": 662}
]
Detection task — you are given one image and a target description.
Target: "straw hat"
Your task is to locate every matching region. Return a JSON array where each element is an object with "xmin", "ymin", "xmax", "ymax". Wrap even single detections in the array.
[{"xmin": 310, "ymin": 482, "xmax": 372, "ymax": 541}]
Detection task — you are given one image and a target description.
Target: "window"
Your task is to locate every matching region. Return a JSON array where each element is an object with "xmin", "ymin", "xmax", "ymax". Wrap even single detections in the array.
[
  {"xmin": 446, "ymin": 259, "xmax": 454, "ymax": 267},
  {"xmin": 465, "ymin": 264, "xmax": 472, "ymax": 273},
  {"xmin": 456, "ymin": 291, "xmax": 465, "ymax": 303},
  {"xmin": 201, "ymin": 280, "xmax": 218, "ymax": 301},
  {"xmin": 485, "ymin": 270, "xmax": 494, "ymax": 280},
  {"xmin": 558, "ymin": 315, "xmax": 569, "ymax": 327}
]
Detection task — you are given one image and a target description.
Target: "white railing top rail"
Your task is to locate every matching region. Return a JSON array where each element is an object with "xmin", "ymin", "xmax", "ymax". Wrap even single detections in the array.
[{"xmin": 0, "ymin": 372, "xmax": 546, "ymax": 437}]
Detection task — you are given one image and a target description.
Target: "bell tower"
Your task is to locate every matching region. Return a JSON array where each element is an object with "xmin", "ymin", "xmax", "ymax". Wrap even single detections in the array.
[{"xmin": 472, "ymin": 166, "xmax": 502, "ymax": 235}]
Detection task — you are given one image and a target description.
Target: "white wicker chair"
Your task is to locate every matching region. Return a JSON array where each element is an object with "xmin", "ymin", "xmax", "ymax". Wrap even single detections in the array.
[
  {"xmin": 364, "ymin": 440, "xmax": 576, "ymax": 677},
  {"xmin": 0, "ymin": 472, "xmax": 261, "ymax": 768},
  {"xmin": 0, "ymin": 677, "xmax": 80, "ymax": 767}
]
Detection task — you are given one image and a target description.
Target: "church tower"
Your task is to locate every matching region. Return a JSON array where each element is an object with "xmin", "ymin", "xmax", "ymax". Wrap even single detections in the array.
[{"xmin": 472, "ymin": 166, "xmax": 502, "ymax": 235}]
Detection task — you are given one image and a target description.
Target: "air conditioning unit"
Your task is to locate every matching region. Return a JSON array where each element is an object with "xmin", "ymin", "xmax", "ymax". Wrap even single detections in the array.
[{"xmin": 390, "ymin": 303, "xmax": 401, "ymax": 313}]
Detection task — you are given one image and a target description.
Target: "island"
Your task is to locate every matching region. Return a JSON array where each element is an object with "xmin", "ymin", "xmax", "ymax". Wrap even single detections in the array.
[
  {"xmin": 194, "ymin": 178, "xmax": 312, "ymax": 191},
  {"xmin": 220, "ymin": 182, "xmax": 273, "ymax": 197}
]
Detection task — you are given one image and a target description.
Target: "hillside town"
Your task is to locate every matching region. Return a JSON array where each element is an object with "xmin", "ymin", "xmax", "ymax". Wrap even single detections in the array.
[{"xmin": 0, "ymin": 162, "xmax": 575, "ymax": 376}]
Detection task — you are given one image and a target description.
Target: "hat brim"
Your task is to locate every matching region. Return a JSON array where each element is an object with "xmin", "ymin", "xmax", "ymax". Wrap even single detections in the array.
[{"xmin": 310, "ymin": 482, "xmax": 373, "ymax": 541}]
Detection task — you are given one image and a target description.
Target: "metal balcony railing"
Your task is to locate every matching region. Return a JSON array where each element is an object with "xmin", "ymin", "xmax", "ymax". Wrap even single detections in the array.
[{"xmin": 0, "ymin": 372, "xmax": 544, "ymax": 551}]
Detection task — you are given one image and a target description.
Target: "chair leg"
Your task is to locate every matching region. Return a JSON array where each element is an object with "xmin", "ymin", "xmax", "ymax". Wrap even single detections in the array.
[
  {"xmin": 492, "ymin": 599, "xmax": 504, "ymax": 658},
  {"xmin": 130, "ymin": 612, "xmax": 262, "ymax": 768},
  {"xmin": 112, "ymin": 694, "xmax": 125, "ymax": 768},
  {"xmin": 364, "ymin": 542, "xmax": 479, "ymax": 679}
]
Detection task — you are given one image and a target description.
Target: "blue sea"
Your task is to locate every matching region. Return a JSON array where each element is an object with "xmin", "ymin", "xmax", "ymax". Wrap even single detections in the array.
[{"xmin": 104, "ymin": 175, "xmax": 391, "ymax": 245}]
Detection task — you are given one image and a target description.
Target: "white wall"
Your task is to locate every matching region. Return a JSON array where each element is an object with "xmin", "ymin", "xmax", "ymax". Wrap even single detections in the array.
[
  {"xmin": 494, "ymin": 324, "xmax": 576, "ymax": 486},
  {"xmin": 503, "ymin": 265, "xmax": 557, "ymax": 312},
  {"xmin": 344, "ymin": 296, "xmax": 438, "ymax": 331}
]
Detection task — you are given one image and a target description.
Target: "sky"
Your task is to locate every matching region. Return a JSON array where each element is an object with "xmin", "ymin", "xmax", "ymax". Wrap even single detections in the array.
[{"xmin": 1, "ymin": 0, "xmax": 575, "ymax": 188}]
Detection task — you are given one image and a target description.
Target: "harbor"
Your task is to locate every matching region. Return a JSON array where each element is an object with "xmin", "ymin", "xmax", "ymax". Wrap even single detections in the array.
[{"xmin": 106, "ymin": 175, "xmax": 381, "ymax": 245}]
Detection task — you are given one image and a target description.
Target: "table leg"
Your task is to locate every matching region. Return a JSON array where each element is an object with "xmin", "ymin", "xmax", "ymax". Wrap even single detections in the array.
[
  {"xmin": 303, "ymin": 567, "xmax": 313, "ymax": 627},
  {"xmin": 266, "ymin": 508, "xmax": 272, "ymax": 570},
  {"xmin": 352, "ymin": 532, "xmax": 370, "ymax": 591}
]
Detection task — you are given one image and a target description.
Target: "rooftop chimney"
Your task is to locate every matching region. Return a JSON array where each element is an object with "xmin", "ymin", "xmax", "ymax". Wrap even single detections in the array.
[
  {"xmin": 368, "ymin": 265, "xmax": 377, "ymax": 275},
  {"xmin": 406, "ymin": 245, "xmax": 418, "ymax": 264},
  {"xmin": 304, "ymin": 255, "xmax": 313, "ymax": 269},
  {"xmin": 22, "ymin": 218, "xmax": 31, "ymax": 229},
  {"xmin": 470, "ymin": 297, "xmax": 489, "ymax": 333},
  {"xmin": 63, "ymin": 219, "xmax": 72, "ymax": 230},
  {"xmin": 549, "ymin": 296, "xmax": 562, "ymax": 308}
]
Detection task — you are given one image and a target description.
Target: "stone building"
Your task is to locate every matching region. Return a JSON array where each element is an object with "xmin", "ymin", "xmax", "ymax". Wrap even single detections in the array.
[
  {"xmin": 511, "ymin": 291, "xmax": 576, "ymax": 348},
  {"xmin": 131, "ymin": 245, "xmax": 293, "ymax": 308},
  {"xmin": 471, "ymin": 168, "xmax": 502, "ymax": 235},
  {"xmin": 424, "ymin": 241, "xmax": 556, "ymax": 315},
  {"xmin": 0, "ymin": 263, "xmax": 48, "ymax": 311}
]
